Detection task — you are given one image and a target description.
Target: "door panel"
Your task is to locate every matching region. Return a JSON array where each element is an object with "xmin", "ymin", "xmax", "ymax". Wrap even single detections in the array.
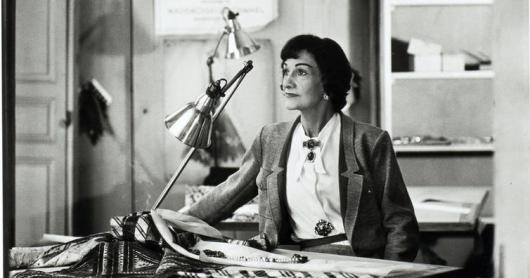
[
  {"xmin": 15, "ymin": 97, "xmax": 56, "ymax": 142},
  {"xmin": 15, "ymin": 0, "xmax": 68, "ymax": 246},
  {"xmin": 15, "ymin": 0, "xmax": 56, "ymax": 81},
  {"xmin": 15, "ymin": 158, "xmax": 53, "ymax": 245}
]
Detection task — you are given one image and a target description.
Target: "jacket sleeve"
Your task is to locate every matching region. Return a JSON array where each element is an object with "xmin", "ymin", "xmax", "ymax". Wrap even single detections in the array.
[
  {"xmin": 182, "ymin": 127, "xmax": 264, "ymax": 225},
  {"xmin": 370, "ymin": 131, "xmax": 419, "ymax": 261}
]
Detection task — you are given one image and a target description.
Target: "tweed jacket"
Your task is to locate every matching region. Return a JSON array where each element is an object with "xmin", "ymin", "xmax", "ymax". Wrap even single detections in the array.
[{"xmin": 185, "ymin": 113, "xmax": 419, "ymax": 262}]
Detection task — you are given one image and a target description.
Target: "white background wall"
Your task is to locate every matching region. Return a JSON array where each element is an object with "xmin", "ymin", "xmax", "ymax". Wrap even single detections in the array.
[{"xmin": 493, "ymin": 0, "xmax": 530, "ymax": 276}]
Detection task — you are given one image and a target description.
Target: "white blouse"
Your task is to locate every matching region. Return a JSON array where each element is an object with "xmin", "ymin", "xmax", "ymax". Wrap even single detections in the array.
[{"xmin": 285, "ymin": 113, "xmax": 346, "ymax": 240}]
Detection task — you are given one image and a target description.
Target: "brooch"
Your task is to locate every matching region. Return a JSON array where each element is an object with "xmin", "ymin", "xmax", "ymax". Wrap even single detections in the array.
[
  {"xmin": 303, "ymin": 139, "xmax": 320, "ymax": 163},
  {"xmin": 314, "ymin": 219, "xmax": 334, "ymax": 236}
]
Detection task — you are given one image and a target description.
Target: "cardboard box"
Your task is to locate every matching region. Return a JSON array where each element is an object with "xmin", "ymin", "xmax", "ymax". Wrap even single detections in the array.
[
  {"xmin": 409, "ymin": 54, "xmax": 442, "ymax": 72},
  {"xmin": 407, "ymin": 38, "xmax": 442, "ymax": 55},
  {"xmin": 407, "ymin": 38, "xmax": 443, "ymax": 72},
  {"xmin": 442, "ymin": 53, "xmax": 466, "ymax": 72}
]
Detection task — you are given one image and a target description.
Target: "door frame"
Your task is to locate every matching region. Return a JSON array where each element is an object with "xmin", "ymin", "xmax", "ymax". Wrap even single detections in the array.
[{"xmin": 65, "ymin": 0, "xmax": 76, "ymax": 236}]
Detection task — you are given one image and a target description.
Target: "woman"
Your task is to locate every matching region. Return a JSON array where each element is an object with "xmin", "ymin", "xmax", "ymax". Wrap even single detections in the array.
[{"xmin": 182, "ymin": 34, "xmax": 419, "ymax": 262}]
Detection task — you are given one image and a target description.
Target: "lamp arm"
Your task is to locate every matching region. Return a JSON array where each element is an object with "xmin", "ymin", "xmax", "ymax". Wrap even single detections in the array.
[
  {"xmin": 207, "ymin": 31, "xmax": 228, "ymax": 83},
  {"xmin": 151, "ymin": 60, "xmax": 254, "ymax": 210},
  {"xmin": 212, "ymin": 60, "xmax": 253, "ymax": 121},
  {"xmin": 151, "ymin": 146, "xmax": 196, "ymax": 210}
]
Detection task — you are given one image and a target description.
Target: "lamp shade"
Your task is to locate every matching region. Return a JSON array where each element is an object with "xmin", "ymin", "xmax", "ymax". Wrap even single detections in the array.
[
  {"xmin": 224, "ymin": 9, "xmax": 260, "ymax": 59},
  {"xmin": 164, "ymin": 94, "xmax": 217, "ymax": 148}
]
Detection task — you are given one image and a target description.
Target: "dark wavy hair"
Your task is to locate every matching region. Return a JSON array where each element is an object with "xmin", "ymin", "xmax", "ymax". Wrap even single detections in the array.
[{"xmin": 280, "ymin": 34, "xmax": 354, "ymax": 112}]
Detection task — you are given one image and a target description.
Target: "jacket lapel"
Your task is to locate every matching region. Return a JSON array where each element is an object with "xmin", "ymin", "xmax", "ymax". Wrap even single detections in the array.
[
  {"xmin": 268, "ymin": 117, "xmax": 300, "ymax": 234},
  {"xmin": 338, "ymin": 114, "xmax": 364, "ymax": 241}
]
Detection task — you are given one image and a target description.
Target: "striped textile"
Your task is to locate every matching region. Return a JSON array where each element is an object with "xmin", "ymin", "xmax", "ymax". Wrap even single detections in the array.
[
  {"xmin": 12, "ymin": 211, "xmax": 371, "ymax": 278},
  {"xmin": 14, "ymin": 246, "xmax": 367, "ymax": 278},
  {"xmin": 110, "ymin": 211, "xmax": 162, "ymax": 244}
]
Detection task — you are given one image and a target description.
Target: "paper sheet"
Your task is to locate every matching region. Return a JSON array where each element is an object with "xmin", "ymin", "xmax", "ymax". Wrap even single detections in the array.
[{"xmin": 413, "ymin": 199, "xmax": 473, "ymax": 222}]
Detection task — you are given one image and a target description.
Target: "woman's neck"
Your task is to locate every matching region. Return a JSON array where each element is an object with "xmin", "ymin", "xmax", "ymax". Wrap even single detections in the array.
[{"xmin": 300, "ymin": 105, "xmax": 336, "ymax": 137}]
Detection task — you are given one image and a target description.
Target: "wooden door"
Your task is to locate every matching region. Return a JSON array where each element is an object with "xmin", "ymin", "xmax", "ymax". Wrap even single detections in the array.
[{"xmin": 15, "ymin": 0, "xmax": 69, "ymax": 246}]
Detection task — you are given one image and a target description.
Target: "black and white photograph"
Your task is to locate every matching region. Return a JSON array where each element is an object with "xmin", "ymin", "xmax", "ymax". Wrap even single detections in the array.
[{"xmin": 3, "ymin": 0, "xmax": 530, "ymax": 277}]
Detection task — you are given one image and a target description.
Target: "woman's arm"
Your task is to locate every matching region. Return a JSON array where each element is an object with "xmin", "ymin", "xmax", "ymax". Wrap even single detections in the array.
[
  {"xmin": 181, "ymin": 128, "xmax": 264, "ymax": 225},
  {"xmin": 370, "ymin": 131, "xmax": 419, "ymax": 262}
]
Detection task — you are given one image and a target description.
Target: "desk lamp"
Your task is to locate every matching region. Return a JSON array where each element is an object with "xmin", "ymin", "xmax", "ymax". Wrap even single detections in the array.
[{"xmin": 152, "ymin": 8, "xmax": 260, "ymax": 209}]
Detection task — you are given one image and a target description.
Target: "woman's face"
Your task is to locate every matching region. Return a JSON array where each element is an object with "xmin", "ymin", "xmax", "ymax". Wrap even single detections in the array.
[{"xmin": 281, "ymin": 50, "xmax": 325, "ymax": 112}]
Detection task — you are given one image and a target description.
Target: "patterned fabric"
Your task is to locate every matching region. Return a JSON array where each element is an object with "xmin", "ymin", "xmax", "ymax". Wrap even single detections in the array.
[
  {"xmin": 110, "ymin": 211, "xmax": 164, "ymax": 246},
  {"xmin": 13, "ymin": 240, "xmax": 162, "ymax": 277},
  {"xmin": 9, "ymin": 233, "xmax": 112, "ymax": 269},
  {"xmin": 13, "ymin": 245, "xmax": 366, "ymax": 278},
  {"xmin": 11, "ymin": 211, "xmax": 373, "ymax": 278}
]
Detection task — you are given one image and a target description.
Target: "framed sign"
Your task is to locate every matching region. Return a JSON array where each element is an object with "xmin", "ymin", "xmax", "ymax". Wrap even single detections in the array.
[{"xmin": 155, "ymin": 0, "xmax": 278, "ymax": 35}]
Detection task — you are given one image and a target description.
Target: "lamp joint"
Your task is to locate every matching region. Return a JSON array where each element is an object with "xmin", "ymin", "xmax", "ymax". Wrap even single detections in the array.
[
  {"xmin": 227, "ymin": 10, "xmax": 239, "ymax": 19},
  {"xmin": 205, "ymin": 79, "xmax": 225, "ymax": 98}
]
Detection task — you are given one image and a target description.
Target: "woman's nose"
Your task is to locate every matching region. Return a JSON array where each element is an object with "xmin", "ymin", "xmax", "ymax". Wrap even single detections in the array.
[{"xmin": 282, "ymin": 75, "xmax": 295, "ymax": 90}]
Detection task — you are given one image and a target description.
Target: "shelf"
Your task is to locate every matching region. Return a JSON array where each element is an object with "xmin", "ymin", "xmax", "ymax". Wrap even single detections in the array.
[
  {"xmin": 394, "ymin": 144, "xmax": 494, "ymax": 153},
  {"xmin": 392, "ymin": 71, "xmax": 494, "ymax": 80},
  {"xmin": 391, "ymin": 0, "xmax": 494, "ymax": 6}
]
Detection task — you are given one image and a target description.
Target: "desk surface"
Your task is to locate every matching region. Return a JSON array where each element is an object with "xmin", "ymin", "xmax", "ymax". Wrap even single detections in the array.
[
  {"xmin": 272, "ymin": 248, "xmax": 460, "ymax": 278},
  {"xmin": 218, "ymin": 186, "xmax": 489, "ymax": 233},
  {"xmin": 408, "ymin": 186, "xmax": 489, "ymax": 232}
]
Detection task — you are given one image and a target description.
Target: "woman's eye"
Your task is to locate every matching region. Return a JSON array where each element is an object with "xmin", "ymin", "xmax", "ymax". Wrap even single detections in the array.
[
  {"xmin": 296, "ymin": 69, "xmax": 308, "ymax": 76},
  {"xmin": 281, "ymin": 68, "xmax": 308, "ymax": 77}
]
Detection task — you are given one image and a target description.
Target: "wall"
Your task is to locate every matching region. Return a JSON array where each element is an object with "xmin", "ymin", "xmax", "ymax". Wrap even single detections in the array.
[
  {"xmin": 349, "ymin": 1, "xmax": 379, "ymax": 124},
  {"xmin": 493, "ymin": 0, "xmax": 530, "ymax": 276},
  {"xmin": 74, "ymin": 1, "xmax": 133, "ymax": 235}
]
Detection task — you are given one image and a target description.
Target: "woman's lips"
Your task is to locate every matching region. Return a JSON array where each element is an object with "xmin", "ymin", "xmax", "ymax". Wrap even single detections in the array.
[{"xmin": 283, "ymin": 92, "xmax": 298, "ymax": 98}]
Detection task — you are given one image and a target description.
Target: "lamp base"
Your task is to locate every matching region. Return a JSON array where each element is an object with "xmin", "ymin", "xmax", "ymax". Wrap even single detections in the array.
[{"xmin": 203, "ymin": 167, "xmax": 238, "ymax": 185}]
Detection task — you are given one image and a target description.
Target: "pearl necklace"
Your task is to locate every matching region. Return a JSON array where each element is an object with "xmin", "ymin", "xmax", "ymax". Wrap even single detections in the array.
[{"xmin": 200, "ymin": 249, "xmax": 308, "ymax": 264}]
